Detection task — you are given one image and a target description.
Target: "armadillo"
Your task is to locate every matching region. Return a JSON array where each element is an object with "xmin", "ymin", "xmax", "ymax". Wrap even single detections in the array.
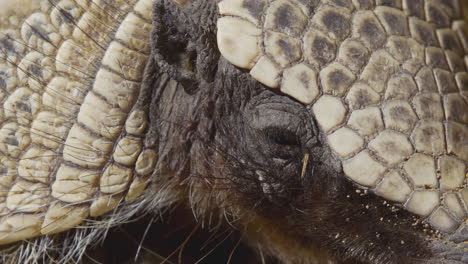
[{"xmin": 0, "ymin": 0, "xmax": 466, "ymax": 263}]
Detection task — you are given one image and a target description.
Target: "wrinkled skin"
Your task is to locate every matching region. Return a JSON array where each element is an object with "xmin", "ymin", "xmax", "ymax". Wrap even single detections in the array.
[{"xmin": 107, "ymin": 1, "xmax": 464, "ymax": 263}]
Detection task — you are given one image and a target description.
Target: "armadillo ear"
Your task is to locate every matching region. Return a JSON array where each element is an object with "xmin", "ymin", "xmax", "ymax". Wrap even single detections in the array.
[{"xmin": 152, "ymin": 0, "xmax": 219, "ymax": 94}]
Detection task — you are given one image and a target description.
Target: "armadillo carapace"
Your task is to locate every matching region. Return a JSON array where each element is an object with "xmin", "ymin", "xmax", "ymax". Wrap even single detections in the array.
[
  {"xmin": 0, "ymin": 0, "xmax": 466, "ymax": 263},
  {"xmin": 0, "ymin": 0, "xmax": 155, "ymax": 246}
]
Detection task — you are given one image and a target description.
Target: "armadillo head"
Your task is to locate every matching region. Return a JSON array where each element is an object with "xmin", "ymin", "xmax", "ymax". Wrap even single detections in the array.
[
  {"xmin": 0, "ymin": 0, "xmax": 466, "ymax": 263},
  {"xmin": 151, "ymin": 0, "xmax": 468, "ymax": 262}
]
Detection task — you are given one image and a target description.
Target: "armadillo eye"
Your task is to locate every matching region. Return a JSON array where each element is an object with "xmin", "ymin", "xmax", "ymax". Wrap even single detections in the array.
[
  {"xmin": 262, "ymin": 125, "xmax": 303, "ymax": 160},
  {"xmin": 263, "ymin": 126, "xmax": 300, "ymax": 147},
  {"xmin": 246, "ymin": 101, "xmax": 312, "ymax": 160}
]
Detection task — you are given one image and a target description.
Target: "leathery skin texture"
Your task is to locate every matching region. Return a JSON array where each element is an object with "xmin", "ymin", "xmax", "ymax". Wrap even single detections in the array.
[{"xmin": 0, "ymin": 0, "xmax": 466, "ymax": 263}]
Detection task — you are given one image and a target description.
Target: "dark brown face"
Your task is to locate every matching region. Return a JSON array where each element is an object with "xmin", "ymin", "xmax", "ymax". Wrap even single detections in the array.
[{"xmin": 146, "ymin": 1, "xmax": 467, "ymax": 263}]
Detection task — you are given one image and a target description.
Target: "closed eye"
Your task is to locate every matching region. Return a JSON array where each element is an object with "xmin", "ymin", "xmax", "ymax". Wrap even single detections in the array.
[{"xmin": 263, "ymin": 126, "xmax": 301, "ymax": 146}]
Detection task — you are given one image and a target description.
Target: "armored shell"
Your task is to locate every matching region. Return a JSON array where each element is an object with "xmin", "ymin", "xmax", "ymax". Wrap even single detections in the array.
[
  {"xmin": 0, "ymin": 0, "xmax": 156, "ymax": 245},
  {"xmin": 217, "ymin": 0, "xmax": 468, "ymax": 234}
]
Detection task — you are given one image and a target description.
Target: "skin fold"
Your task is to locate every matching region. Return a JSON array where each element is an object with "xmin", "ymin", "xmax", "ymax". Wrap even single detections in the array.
[{"xmin": 0, "ymin": 0, "xmax": 466, "ymax": 263}]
